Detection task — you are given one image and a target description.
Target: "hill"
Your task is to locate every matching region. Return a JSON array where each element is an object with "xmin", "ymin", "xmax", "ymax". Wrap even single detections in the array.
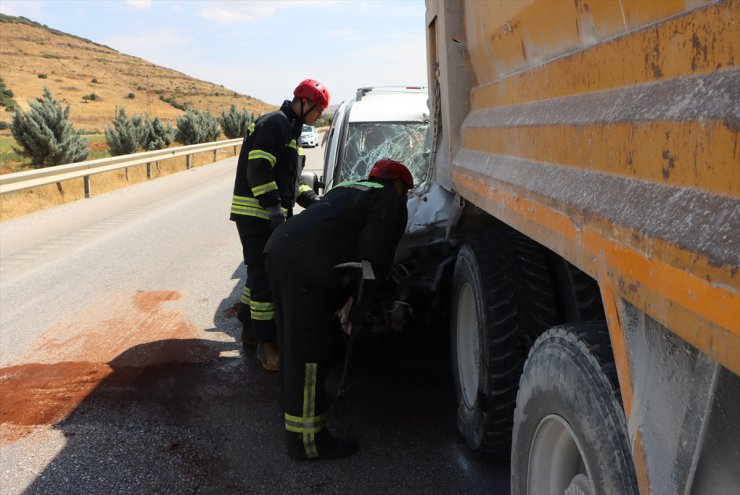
[{"xmin": 0, "ymin": 14, "xmax": 276, "ymax": 133}]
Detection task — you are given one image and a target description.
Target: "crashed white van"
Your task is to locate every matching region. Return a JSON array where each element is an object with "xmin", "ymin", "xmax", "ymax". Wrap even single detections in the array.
[
  {"xmin": 321, "ymin": 86, "xmax": 457, "ymax": 255},
  {"xmin": 321, "ymin": 86, "xmax": 430, "ymax": 191},
  {"xmin": 318, "ymin": 86, "xmax": 460, "ymax": 334}
]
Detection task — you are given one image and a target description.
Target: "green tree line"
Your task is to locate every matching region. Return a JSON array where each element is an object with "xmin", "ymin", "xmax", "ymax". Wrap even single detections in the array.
[{"xmin": 7, "ymin": 87, "xmax": 259, "ymax": 168}]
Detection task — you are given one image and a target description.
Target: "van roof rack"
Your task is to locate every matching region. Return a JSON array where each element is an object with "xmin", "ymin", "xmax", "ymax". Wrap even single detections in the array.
[{"xmin": 356, "ymin": 86, "xmax": 427, "ymax": 101}]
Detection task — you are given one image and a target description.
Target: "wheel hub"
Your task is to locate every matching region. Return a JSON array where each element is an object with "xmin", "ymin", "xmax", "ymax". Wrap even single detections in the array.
[
  {"xmin": 456, "ymin": 282, "xmax": 479, "ymax": 409},
  {"xmin": 564, "ymin": 474, "xmax": 593, "ymax": 495},
  {"xmin": 528, "ymin": 414, "xmax": 594, "ymax": 495}
]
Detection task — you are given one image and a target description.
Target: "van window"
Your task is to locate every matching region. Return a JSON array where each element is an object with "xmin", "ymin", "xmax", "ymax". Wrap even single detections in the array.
[{"xmin": 339, "ymin": 122, "xmax": 429, "ymax": 183}]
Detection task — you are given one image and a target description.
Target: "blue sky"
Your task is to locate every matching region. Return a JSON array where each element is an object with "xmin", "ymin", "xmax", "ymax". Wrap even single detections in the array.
[{"xmin": 0, "ymin": 0, "xmax": 428, "ymax": 106}]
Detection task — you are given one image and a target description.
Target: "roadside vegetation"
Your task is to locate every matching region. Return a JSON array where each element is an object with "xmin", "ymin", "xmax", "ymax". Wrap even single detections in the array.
[
  {"xmin": 219, "ymin": 105, "xmax": 253, "ymax": 139},
  {"xmin": 105, "ymin": 108, "xmax": 175, "ymax": 155},
  {"xmin": 0, "ymin": 76, "xmax": 17, "ymax": 113},
  {"xmin": 175, "ymin": 110, "xmax": 221, "ymax": 145},
  {"xmin": 0, "ymin": 88, "xmax": 244, "ymax": 220},
  {"xmin": 1, "ymin": 87, "xmax": 254, "ymax": 172},
  {"xmin": 11, "ymin": 87, "xmax": 89, "ymax": 168},
  {"xmin": 1, "ymin": 86, "xmax": 333, "ymax": 220}
]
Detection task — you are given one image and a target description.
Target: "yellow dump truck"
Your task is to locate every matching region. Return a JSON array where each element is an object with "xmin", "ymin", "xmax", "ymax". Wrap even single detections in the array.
[{"xmin": 416, "ymin": 1, "xmax": 738, "ymax": 494}]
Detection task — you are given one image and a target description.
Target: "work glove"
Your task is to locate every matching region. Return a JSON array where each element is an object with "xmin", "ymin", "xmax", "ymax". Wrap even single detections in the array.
[{"xmin": 267, "ymin": 205, "xmax": 285, "ymax": 230}]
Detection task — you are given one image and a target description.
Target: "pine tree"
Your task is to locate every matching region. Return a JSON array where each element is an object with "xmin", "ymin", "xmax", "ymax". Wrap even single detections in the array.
[
  {"xmin": 142, "ymin": 116, "xmax": 175, "ymax": 150},
  {"xmin": 11, "ymin": 87, "xmax": 89, "ymax": 168},
  {"xmin": 219, "ymin": 105, "xmax": 252, "ymax": 139},
  {"xmin": 176, "ymin": 110, "xmax": 221, "ymax": 145},
  {"xmin": 105, "ymin": 107, "xmax": 146, "ymax": 156},
  {"xmin": 0, "ymin": 76, "xmax": 17, "ymax": 111}
]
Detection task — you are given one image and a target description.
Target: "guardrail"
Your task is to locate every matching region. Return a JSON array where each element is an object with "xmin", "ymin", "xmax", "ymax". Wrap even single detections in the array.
[{"xmin": 0, "ymin": 138, "xmax": 242, "ymax": 197}]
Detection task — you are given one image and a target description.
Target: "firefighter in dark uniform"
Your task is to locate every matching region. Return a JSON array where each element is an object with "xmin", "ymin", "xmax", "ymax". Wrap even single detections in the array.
[
  {"xmin": 264, "ymin": 159, "xmax": 414, "ymax": 460},
  {"xmin": 230, "ymin": 79, "xmax": 329, "ymax": 371}
]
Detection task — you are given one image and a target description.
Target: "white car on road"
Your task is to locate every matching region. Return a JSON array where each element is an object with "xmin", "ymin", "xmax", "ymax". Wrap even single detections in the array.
[{"xmin": 299, "ymin": 125, "xmax": 319, "ymax": 148}]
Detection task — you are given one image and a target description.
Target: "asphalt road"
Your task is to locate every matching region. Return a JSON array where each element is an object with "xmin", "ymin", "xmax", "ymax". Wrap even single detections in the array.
[{"xmin": 0, "ymin": 146, "xmax": 510, "ymax": 494}]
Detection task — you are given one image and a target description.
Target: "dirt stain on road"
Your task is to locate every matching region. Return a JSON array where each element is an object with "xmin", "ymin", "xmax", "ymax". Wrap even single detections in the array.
[
  {"xmin": 0, "ymin": 290, "xmax": 216, "ymax": 443},
  {"xmin": 28, "ymin": 289, "xmax": 192, "ymax": 364},
  {"xmin": 0, "ymin": 361, "xmax": 113, "ymax": 441},
  {"xmin": 133, "ymin": 289, "xmax": 181, "ymax": 313}
]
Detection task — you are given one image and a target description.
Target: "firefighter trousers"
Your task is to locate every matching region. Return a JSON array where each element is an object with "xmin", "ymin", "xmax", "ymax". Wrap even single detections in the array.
[
  {"xmin": 236, "ymin": 221, "xmax": 276, "ymax": 343},
  {"xmin": 265, "ymin": 253, "xmax": 341, "ymax": 450}
]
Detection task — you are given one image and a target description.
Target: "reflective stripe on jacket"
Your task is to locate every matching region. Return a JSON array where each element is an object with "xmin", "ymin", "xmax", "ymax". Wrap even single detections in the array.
[{"xmin": 230, "ymin": 101, "xmax": 303, "ymax": 225}]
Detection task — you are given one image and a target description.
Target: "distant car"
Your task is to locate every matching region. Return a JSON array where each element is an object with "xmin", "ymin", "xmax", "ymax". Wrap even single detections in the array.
[{"xmin": 299, "ymin": 125, "xmax": 319, "ymax": 148}]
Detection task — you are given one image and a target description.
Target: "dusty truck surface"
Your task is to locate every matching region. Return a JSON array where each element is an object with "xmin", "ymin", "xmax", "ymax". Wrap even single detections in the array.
[{"xmin": 396, "ymin": 1, "xmax": 739, "ymax": 494}]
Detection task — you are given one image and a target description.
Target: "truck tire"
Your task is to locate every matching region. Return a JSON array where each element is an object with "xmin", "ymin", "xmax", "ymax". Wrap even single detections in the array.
[
  {"xmin": 511, "ymin": 323, "xmax": 637, "ymax": 495},
  {"xmin": 546, "ymin": 255, "xmax": 605, "ymax": 322},
  {"xmin": 450, "ymin": 231, "xmax": 557, "ymax": 458}
]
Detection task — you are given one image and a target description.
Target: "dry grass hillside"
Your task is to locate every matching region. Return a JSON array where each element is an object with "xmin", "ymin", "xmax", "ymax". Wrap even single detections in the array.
[{"xmin": 0, "ymin": 14, "xmax": 276, "ymax": 133}]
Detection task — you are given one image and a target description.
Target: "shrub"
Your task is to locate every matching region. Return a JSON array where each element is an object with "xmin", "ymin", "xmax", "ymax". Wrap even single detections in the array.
[
  {"xmin": 127, "ymin": 92, "xmax": 135, "ymax": 99},
  {"xmin": 159, "ymin": 95, "xmax": 188, "ymax": 111},
  {"xmin": 105, "ymin": 107, "xmax": 147, "ymax": 155},
  {"xmin": 0, "ymin": 77, "xmax": 17, "ymax": 110},
  {"xmin": 82, "ymin": 93, "xmax": 97, "ymax": 101},
  {"xmin": 315, "ymin": 113, "xmax": 333, "ymax": 128},
  {"xmin": 11, "ymin": 87, "xmax": 89, "ymax": 168},
  {"xmin": 91, "ymin": 78, "xmax": 99, "ymax": 83},
  {"xmin": 219, "ymin": 105, "xmax": 252, "ymax": 139},
  {"xmin": 0, "ymin": 121, "xmax": 9, "ymax": 130},
  {"xmin": 142, "ymin": 116, "xmax": 175, "ymax": 150},
  {"xmin": 37, "ymin": 73, "xmax": 48, "ymax": 79},
  {"xmin": 176, "ymin": 110, "xmax": 221, "ymax": 145}
]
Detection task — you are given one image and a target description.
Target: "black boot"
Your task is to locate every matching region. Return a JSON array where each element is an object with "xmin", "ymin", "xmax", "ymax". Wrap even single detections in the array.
[
  {"xmin": 287, "ymin": 429, "xmax": 358, "ymax": 461},
  {"xmin": 241, "ymin": 322, "xmax": 257, "ymax": 349},
  {"xmin": 237, "ymin": 304, "xmax": 257, "ymax": 349}
]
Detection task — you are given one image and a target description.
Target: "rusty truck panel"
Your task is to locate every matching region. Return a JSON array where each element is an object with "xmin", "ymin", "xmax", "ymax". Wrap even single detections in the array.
[
  {"xmin": 445, "ymin": 0, "xmax": 739, "ymax": 374},
  {"xmin": 427, "ymin": 1, "xmax": 739, "ymax": 492}
]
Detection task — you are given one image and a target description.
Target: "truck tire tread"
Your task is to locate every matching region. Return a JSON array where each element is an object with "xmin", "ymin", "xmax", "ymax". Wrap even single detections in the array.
[
  {"xmin": 511, "ymin": 323, "xmax": 635, "ymax": 494},
  {"xmin": 451, "ymin": 230, "xmax": 557, "ymax": 458}
]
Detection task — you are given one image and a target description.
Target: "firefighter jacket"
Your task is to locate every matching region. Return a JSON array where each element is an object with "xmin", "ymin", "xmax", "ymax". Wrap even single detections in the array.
[
  {"xmin": 230, "ymin": 101, "xmax": 315, "ymax": 227},
  {"xmin": 264, "ymin": 179, "xmax": 408, "ymax": 307}
]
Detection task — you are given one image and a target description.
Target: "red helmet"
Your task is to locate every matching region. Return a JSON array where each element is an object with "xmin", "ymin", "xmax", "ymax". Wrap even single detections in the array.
[
  {"xmin": 293, "ymin": 79, "xmax": 330, "ymax": 110},
  {"xmin": 368, "ymin": 158, "xmax": 414, "ymax": 189}
]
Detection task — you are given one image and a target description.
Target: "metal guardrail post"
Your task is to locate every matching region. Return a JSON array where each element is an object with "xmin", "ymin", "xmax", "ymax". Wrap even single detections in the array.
[
  {"xmin": 146, "ymin": 162, "xmax": 152, "ymax": 179},
  {"xmin": 213, "ymin": 150, "xmax": 217, "ymax": 162},
  {"xmin": 186, "ymin": 154, "xmax": 191, "ymax": 170},
  {"xmin": 84, "ymin": 175, "xmax": 92, "ymax": 198}
]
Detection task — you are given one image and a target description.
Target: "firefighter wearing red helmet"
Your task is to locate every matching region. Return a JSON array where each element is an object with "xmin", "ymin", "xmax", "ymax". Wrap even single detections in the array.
[
  {"xmin": 293, "ymin": 79, "xmax": 330, "ymax": 116},
  {"xmin": 368, "ymin": 158, "xmax": 414, "ymax": 203},
  {"xmin": 264, "ymin": 158, "xmax": 413, "ymax": 460},
  {"xmin": 230, "ymin": 79, "xmax": 330, "ymax": 371}
]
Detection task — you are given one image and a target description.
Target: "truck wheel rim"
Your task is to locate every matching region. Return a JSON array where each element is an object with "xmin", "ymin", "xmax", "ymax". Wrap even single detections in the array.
[
  {"xmin": 456, "ymin": 282, "xmax": 479, "ymax": 409},
  {"xmin": 528, "ymin": 414, "xmax": 594, "ymax": 495}
]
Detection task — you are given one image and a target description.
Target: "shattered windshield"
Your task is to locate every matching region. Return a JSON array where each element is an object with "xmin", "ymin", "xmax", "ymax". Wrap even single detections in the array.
[{"xmin": 338, "ymin": 122, "xmax": 429, "ymax": 184}]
